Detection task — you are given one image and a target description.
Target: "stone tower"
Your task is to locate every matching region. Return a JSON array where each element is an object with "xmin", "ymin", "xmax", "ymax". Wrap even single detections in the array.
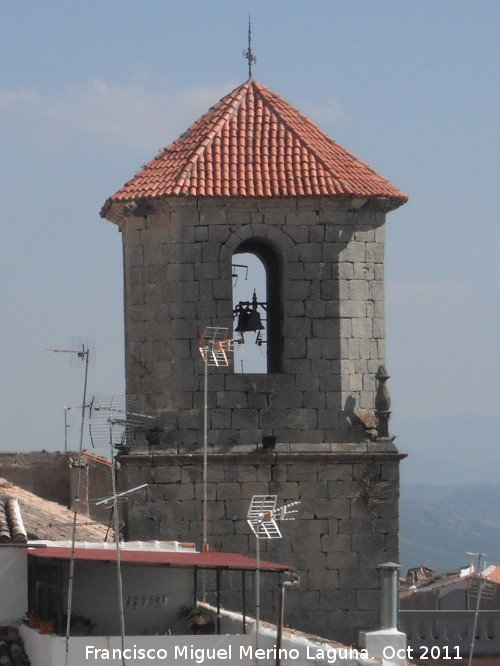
[{"xmin": 101, "ymin": 79, "xmax": 407, "ymax": 644}]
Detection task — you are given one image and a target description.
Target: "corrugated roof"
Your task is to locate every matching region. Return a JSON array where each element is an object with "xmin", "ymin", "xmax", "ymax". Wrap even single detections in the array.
[
  {"xmin": 0, "ymin": 478, "xmax": 111, "ymax": 542},
  {"xmin": 24, "ymin": 544, "xmax": 290, "ymax": 572},
  {"xmin": 101, "ymin": 78, "xmax": 407, "ymax": 211}
]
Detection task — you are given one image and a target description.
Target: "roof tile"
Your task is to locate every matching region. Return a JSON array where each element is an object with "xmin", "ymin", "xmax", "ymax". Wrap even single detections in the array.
[
  {"xmin": 103, "ymin": 79, "xmax": 407, "ymax": 209},
  {"xmin": 0, "ymin": 478, "xmax": 111, "ymax": 542}
]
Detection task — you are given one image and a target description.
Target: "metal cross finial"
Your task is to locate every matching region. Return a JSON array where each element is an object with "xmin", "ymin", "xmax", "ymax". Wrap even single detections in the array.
[{"xmin": 243, "ymin": 15, "xmax": 256, "ymax": 79}]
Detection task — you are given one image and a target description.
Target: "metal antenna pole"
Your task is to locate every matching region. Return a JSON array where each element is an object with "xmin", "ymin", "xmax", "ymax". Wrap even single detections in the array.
[
  {"xmin": 468, "ymin": 574, "xmax": 484, "ymax": 666},
  {"xmin": 255, "ymin": 527, "xmax": 261, "ymax": 655},
  {"xmin": 64, "ymin": 407, "xmax": 69, "ymax": 453},
  {"xmin": 94, "ymin": 440, "xmax": 147, "ymax": 666},
  {"xmin": 276, "ymin": 574, "xmax": 300, "ymax": 666},
  {"xmin": 247, "ymin": 496, "xmax": 300, "ymax": 663},
  {"xmin": 51, "ymin": 344, "xmax": 91, "ymax": 666},
  {"xmin": 198, "ymin": 327, "xmax": 232, "ymax": 601},
  {"xmin": 202, "ymin": 350, "xmax": 209, "ymax": 600},
  {"xmin": 467, "ymin": 567, "xmax": 495, "ymax": 666},
  {"xmin": 203, "ymin": 349, "xmax": 208, "ymax": 551},
  {"xmin": 110, "ymin": 426, "xmax": 127, "ymax": 666}
]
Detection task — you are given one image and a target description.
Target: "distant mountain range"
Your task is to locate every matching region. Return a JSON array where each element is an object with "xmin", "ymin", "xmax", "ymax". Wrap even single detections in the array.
[{"xmin": 400, "ymin": 482, "xmax": 500, "ymax": 574}]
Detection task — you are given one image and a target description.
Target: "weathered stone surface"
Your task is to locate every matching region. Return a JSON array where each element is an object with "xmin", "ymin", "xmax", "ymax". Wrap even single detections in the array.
[
  {"xmin": 118, "ymin": 200, "xmax": 390, "ymax": 445},
  {"xmin": 114, "ymin": 194, "xmax": 403, "ymax": 645},
  {"xmin": 120, "ymin": 449, "xmax": 402, "ymax": 646}
]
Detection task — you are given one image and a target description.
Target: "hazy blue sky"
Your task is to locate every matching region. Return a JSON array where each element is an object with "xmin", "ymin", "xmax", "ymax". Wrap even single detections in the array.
[{"xmin": 1, "ymin": 2, "xmax": 499, "ymax": 472}]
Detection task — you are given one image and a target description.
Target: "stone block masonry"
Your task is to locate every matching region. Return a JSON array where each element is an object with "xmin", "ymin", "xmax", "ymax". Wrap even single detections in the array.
[
  {"xmin": 109, "ymin": 195, "xmax": 406, "ymax": 645},
  {"xmin": 119, "ymin": 198, "xmax": 389, "ymax": 453},
  {"xmin": 120, "ymin": 444, "xmax": 403, "ymax": 646}
]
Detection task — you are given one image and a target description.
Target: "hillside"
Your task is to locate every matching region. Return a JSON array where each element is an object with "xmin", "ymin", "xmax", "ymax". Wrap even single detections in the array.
[{"xmin": 400, "ymin": 482, "xmax": 500, "ymax": 574}]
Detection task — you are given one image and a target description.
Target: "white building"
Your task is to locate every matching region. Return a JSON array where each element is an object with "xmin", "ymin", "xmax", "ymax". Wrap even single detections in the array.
[{"xmin": 0, "ymin": 539, "xmax": 379, "ymax": 666}]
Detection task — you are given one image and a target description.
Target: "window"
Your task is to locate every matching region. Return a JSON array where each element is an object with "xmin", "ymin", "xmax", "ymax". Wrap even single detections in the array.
[{"xmin": 232, "ymin": 240, "xmax": 282, "ymax": 374}]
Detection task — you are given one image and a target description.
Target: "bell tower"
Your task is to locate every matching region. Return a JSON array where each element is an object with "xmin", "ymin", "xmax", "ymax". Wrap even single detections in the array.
[{"xmin": 101, "ymin": 78, "xmax": 407, "ymax": 644}]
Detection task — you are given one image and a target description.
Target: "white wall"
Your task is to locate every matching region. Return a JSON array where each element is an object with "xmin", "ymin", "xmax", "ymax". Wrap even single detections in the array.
[
  {"xmin": 19, "ymin": 628, "xmax": 370, "ymax": 666},
  {"xmin": 64, "ymin": 560, "xmax": 193, "ymax": 635},
  {"xmin": 0, "ymin": 549, "xmax": 27, "ymax": 622}
]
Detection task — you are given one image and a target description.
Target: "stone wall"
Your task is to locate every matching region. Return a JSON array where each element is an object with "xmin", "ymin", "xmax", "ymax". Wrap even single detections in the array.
[
  {"xmin": 119, "ymin": 443, "xmax": 403, "ymax": 645},
  {"xmin": 108, "ymin": 193, "xmax": 404, "ymax": 644},
  {"xmin": 117, "ymin": 197, "xmax": 387, "ymax": 452},
  {"xmin": 0, "ymin": 452, "xmax": 71, "ymax": 505},
  {"xmin": 0, "ymin": 451, "xmax": 112, "ymax": 523}
]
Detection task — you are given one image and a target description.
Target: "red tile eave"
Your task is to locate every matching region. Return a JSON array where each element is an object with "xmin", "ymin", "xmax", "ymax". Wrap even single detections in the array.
[{"xmin": 23, "ymin": 546, "xmax": 291, "ymax": 573}]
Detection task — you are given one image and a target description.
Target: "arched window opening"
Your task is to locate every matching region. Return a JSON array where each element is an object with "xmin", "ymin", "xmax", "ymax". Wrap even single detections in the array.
[{"xmin": 232, "ymin": 241, "xmax": 282, "ymax": 374}]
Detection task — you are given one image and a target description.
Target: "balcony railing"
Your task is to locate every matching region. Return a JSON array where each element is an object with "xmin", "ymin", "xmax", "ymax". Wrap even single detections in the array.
[{"xmin": 400, "ymin": 610, "xmax": 500, "ymax": 656}]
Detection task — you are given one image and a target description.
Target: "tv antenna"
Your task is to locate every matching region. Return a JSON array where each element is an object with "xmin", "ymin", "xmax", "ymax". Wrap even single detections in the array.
[
  {"xmin": 247, "ymin": 495, "xmax": 300, "ymax": 651},
  {"xmin": 198, "ymin": 327, "xmax": 233, "ymax": 599},
  {"xmin": 466, "ymin": 551, "xmax": 488, "ymax": 571},
  {"xmin": 198, "ymin": 329, "xmax": 233, "ymax": 539},
  {"xmin": 468, "ymin": 566, "xmax": 496, "ymax": 666},
  {"xmin": 95, "ymin": 482, "xmax": 147, "ymax": 666},
  {"xmin": 48, "ymin": 338, "xmax": 95, "ymax": 452},
  {"xmin": 48, "ymin": 339, "xmax": 95, "ymax": 666},
  {"xmin": 88, "ymin": 394, "xmax": 156, "ymax": 454},
  {"xmin": 67, "ymin": 394, "xmax": 151, "ymax": 666},
  {"xmin": 95, "ymin": 415, "xmax": 148, "ymax": 666}
]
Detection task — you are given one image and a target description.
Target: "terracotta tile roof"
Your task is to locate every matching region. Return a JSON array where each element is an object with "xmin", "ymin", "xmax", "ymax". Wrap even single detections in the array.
[
  {"xmin": 83, "ymin": 450, "xmax": 112, "ymax": 468},
  {"xmin": 102, "ymin": 79, "xmax": 407, "ymax": 212},
  {"xmin": 0, "ymin": 478, "xmax": 111, "ymax": 542}
]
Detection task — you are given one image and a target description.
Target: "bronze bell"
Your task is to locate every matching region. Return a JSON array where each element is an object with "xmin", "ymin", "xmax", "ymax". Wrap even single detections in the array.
[
  {"xmin": 245, "ymin": 308, "xmax": 264, "ymax": 332},
  {"xmin": 235, "ymin": 307, "xmax": 264, "ymax": 333}
]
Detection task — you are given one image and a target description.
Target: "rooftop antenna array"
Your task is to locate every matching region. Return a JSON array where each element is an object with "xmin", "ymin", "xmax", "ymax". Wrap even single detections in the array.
[
  {"xmin": 247, "ymin": 495, "xmax": 300, "ymax": 652},
  {"xmin": 88, "ymin": 394, "xmax": 155, "ymax": 454},
  {"xmin": 88, "ymin": 394, "xmax": 156, "ymax": 540}
]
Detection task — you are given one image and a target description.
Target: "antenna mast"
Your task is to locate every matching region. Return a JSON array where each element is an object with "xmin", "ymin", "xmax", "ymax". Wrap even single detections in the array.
[
  {"xmin": 49, "ymin": 339, "xmax": 94, "ymax": 666},
  {"xmin": 247, "ymin": 495, "xmax": 300, "ymax": 651},
  {"xmin": 97, "ymin": 423, "xmax": 147, "ymax": 666}
]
